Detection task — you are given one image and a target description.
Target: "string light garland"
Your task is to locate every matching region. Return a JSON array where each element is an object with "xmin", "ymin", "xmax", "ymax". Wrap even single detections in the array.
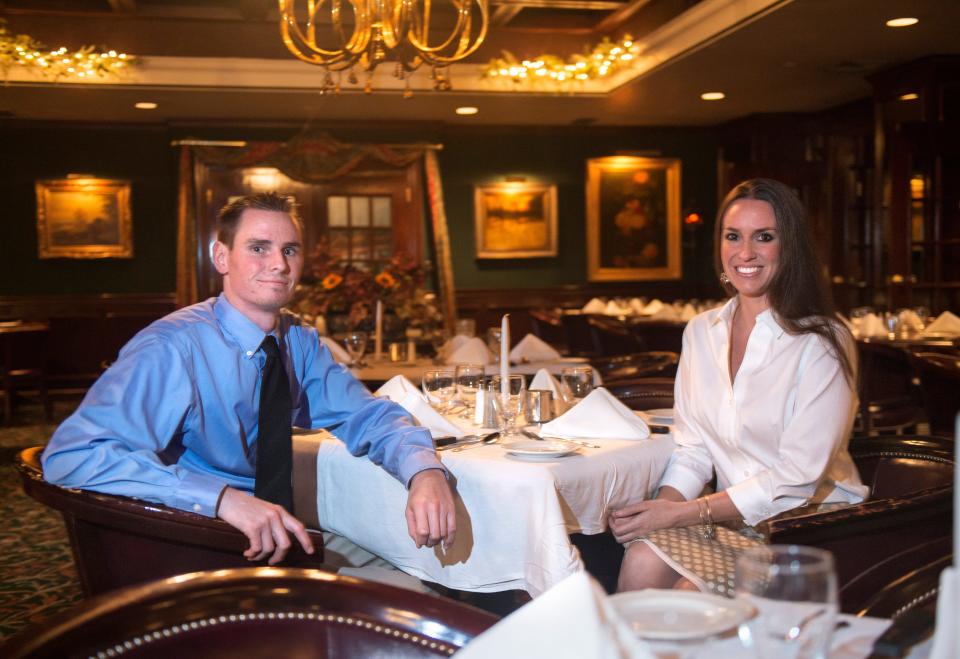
[
  {"xmin": 0, "ymin": 19, "xmax": 134, "ymax": 81},
  {"xmin": 483, "ymin": 34, "xmax": 639, "ymax": 87}
]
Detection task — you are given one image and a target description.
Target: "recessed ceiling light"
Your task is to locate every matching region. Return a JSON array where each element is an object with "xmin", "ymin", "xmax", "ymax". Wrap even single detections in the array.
[
  {"xmin": 899, "ymin": 93, "xmax": 919, "ymax": 101},
  {"xmin": 700, "ymin": 92, "xmax": 725, "ymax": 101},
  {"xmin": 455, "ymin": 106, "xmax": 479, "ymax": 115},
  {"xmin": 885, "ymin": 17, "xmax": 918, "ymax": 27},
  {"xmin": 134, "ymin": 102, "xmax": 158, "ymax": 110}
]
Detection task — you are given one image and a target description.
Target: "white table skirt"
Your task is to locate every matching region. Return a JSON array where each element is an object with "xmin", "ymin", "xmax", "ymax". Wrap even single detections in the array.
[{"xmin": 310, "ymin": 431, "xmax": 674, "ymax": 597}]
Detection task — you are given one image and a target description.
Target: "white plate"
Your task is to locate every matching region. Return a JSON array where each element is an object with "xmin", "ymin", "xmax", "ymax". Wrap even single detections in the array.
[
  {"xmin": 501, "ymin": 438, "xmax": 579, "ymax": 458},
  {"xmin": 608, "ymin": 590, "xmax": 754, "ymax": 641},
  {"xmin": 638, "ymin": 408, "xmax": 674, "ymax": 425}
]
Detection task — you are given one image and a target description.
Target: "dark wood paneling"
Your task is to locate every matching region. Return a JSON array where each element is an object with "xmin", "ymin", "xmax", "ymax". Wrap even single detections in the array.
[{"xmin": 0, "ymin": 293, "xmax": 176, "ymax": 320}]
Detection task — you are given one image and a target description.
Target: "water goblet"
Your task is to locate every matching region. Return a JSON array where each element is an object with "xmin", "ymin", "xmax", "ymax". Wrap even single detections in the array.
[
  {"xmin": 343, "ymin": 331, "xmax": 368, "ymax": 367},
  {"xmin": 455, "ymin": 318, "xmax": 476, "ymax": 338},
  {"xmin": 430, "ymin": 328, "xmax": 451, "ymax": 364},
  {"xmin": 455, "ymin": 363, "xmax": 485, "ymax": 419},
  {"xmin": 421, "ymin": 370, "xmax": 455, "ymax": 413},
  {"xmin": 735, "ymin": 545, "xmax": 838, "ymax": 659},
  {"xmin": 560, "ymin": 366, "xmax": 594, "ymax": 406},
  {"xmin": 489, "ymin": 374, "xmax": 526, "ymax": 437}
]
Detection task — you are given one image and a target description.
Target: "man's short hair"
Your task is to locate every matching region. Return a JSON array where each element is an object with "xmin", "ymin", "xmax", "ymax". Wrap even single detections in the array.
[{"xmin": 216, "ymin": 192, "xmax": 302, "ymax": 247}]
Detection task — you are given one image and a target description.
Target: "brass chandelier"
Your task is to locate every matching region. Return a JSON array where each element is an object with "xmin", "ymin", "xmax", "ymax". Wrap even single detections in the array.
[{"xmin": 278, "ymin": 0, "xmax": 489, "ymax": 94}]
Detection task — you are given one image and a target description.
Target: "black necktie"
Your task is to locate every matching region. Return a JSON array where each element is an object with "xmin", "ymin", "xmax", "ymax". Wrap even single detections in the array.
[{"xmin": 254, "ymin": 335, "xmax": 293, "ymax": 511}]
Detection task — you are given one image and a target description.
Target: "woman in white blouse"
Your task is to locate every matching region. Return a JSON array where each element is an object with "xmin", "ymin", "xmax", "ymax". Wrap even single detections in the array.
[{"xmin": 612, "ymin": 178, "xmax": 868, "ymax": 594}]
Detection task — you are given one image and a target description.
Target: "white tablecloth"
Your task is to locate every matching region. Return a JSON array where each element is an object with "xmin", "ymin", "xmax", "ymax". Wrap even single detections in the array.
[{"xmin": 310, "ymin": 430, "xmax": 674, "ymax": 596}]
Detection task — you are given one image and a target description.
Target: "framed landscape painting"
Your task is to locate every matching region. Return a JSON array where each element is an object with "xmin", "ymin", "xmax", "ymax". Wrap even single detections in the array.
[
  {"xmin": 586, "ymin": 156, "xmax": 681, "ymax": 281},
  {"xmin": 474, "ymin": 182, "xmax": 558, "ymax": 259},
  {"xmin": 35, "ymin": 177, "xmax": 133, "ymax": 259}
]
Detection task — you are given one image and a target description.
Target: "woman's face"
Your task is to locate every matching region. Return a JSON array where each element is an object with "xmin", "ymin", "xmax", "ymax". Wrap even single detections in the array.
[{"xmin": 720, "ymin": 199, "xmax": 780, "ymax": 304}]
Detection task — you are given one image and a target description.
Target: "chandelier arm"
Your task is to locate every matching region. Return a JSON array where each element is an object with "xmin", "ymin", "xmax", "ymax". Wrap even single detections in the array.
[
  {"xmin": 279, "ymin": 0, "xmax": 372, "ymax": 67},
  {"xmin": 406, "ymin": 0, "xmax": 487, "ymax": 61}
]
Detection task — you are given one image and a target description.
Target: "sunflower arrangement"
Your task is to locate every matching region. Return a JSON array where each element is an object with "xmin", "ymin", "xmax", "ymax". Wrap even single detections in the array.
[{"xmin": 292, "ymin": 241, "xmax": 441, "ymax": 333}]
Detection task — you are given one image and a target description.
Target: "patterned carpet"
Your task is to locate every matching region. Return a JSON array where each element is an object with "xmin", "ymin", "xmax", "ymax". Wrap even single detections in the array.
[{"xmin": 0, "ymin": 402, "xmax": 83, "ymax": 643}]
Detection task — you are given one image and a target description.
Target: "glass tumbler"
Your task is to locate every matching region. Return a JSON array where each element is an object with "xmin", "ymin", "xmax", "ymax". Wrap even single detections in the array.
[
  {"xmin": 560, "ymin": 366, "xmax": 594, "ymax": 405},
  {"xmin": 735, "ymin": 545, "xmax": 838, "ymax": 659}
]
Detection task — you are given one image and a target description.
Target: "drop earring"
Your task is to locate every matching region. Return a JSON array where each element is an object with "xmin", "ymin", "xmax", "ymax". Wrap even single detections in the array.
[{"xmin": 719, "ymin": 272, "xmax": 731, "ymax": 285}]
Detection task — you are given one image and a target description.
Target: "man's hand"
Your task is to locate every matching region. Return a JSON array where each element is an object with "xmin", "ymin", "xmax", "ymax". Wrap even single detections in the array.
[
  {"xmin": 217, "ymin": 487, "xmax": 314, "ymax": 564},
  {"xmin": 405, "ymin": 468, "xmax": 456, "ymax": 550},
  {"xmin": 608, "ymin": 500, "xmax": 691, "ymax": 544}
]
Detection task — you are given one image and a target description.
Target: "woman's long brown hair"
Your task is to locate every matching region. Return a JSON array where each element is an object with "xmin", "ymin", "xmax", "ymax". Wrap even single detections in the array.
[{"xmin": 714, "ymin": 178, "xmax": 856, "ymax": 383}]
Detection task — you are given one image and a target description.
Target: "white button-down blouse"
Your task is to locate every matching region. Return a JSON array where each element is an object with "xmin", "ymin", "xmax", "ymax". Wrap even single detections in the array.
[{"xmin": 659, "ymin": 298, "xmax": 869, "ymax": 526}]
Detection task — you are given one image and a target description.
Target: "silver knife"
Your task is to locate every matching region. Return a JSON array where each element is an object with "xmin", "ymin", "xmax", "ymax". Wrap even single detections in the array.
[{"xmin": 435, "ymin": 431, "xmax": 499, "ymax": 451}]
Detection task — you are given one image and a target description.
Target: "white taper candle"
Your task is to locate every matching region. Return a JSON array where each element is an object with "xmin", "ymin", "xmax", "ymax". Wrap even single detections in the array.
[
  {"xmin": 500, "ymin": 314, "xmax": 510, "ymax": 395},
  {"xmin": 374, "ymin": 300, "xmax": 383, "ymax": 361}
]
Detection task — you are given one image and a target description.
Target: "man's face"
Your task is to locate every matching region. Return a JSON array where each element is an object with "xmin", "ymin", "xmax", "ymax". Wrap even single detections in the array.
[{"xmin": 212, "ymin": 209, "xmax": 303, "ymax": 329}]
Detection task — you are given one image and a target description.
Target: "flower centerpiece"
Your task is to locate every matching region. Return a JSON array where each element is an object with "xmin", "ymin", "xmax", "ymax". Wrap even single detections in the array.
[{"xmin": 291, "ymin": 240, "xmax": 443, "ymax": 336}]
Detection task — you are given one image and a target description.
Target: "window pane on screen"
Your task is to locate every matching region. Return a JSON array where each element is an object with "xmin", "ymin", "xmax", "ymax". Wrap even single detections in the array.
[
  {"xmin": 350, "ymin": 197, "xmax": 370, "ymax": 227},
  {"xmin": 372, "ymin": 197, "xmax": 392, "ymax": 227},
  {"xmin": 328, "ymin": 196, "xmax": 348, "ymax": 227}
]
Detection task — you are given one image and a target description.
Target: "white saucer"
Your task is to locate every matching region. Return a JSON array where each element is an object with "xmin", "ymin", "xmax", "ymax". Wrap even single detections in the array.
[
  {"xmin": 501, "ymin": 438, "xmax": 579, "ymax": 458},
  {"xmin": 608, "ymin": 590, "xmax": 754, "ymax": 641},
  {"xmin": 639, "ymin": 408, "xmax": 675, "ymax": 425}
]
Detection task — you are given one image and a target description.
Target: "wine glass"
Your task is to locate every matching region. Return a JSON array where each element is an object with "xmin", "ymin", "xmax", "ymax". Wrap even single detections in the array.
[
  {"xmin": 455, "ymin": 363, "xmax": 485, "ymax": 419},
  {"xmin": 735, "ymin": 545, "xmax": 838, "ymax": 659},
  {"xmin": 343, "ymin": 331, "xmax": 368, "ymax": 367},
  {"xmin": 560, "ymin": 366, "xmax": 594, "ymax": 406},
  {"xmin": 489, "ymin": 374, "xmax": 526, "ymax": 437},
  {"xmin": 422, "ymin": 369, "xmax": 455, "ymax": 413}
]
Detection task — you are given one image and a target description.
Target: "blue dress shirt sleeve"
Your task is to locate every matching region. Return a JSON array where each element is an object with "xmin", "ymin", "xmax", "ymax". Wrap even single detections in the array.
[
  {"xmin": 290, "ymin": 325, "xmax": 443, "ymax": 487},
  {"xmin": 41, "ymin": 332, "xmax": 226, "ymax": 516}
]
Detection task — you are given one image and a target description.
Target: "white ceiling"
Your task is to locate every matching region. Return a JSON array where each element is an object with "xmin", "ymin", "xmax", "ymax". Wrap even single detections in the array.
[{"xmin": 1, "ymin": 0, "xmax": 958, "ymax": 126}]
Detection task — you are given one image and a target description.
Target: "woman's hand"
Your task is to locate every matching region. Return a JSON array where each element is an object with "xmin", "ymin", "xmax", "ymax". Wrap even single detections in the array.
[{"xmin": 608, "ymin": 499, "xmax": 694, "ymax": 544}]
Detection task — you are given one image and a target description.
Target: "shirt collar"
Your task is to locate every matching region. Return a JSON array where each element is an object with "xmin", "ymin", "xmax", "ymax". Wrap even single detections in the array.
[
  {"xmin": 214, "ymin": 294, "xmax": 278, "ymax": 359},
  {"xmin": 709, "ymin": 296, "xmax": 786, "ymax": 339}
]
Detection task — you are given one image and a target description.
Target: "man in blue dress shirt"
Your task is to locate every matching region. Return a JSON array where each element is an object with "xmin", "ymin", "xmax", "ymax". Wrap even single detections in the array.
[{"xmin": 43, "ymin": 192, "xmax": 456, "ymax": 568}]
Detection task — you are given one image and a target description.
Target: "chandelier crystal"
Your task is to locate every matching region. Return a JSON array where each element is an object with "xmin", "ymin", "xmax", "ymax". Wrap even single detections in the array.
[{"xmin": 278, "ymin": 0, "xmax": 489, "ymax": 95}]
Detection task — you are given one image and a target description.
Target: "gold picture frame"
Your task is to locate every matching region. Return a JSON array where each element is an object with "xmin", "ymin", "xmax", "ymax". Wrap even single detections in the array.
[
  {"xmin": 586, "ymin": 156, "xmax": 681, "ymax": 281},
  {"xmin": 474, "ymin": 182, "xmax": 558, "ymax": 259},
  {"xmin": 35, "ymin": 177, "xmax": 133, "ymax": 259}
]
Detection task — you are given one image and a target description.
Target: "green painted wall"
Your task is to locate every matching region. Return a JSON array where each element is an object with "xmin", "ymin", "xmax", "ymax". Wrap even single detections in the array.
[{"xmin": 0, "ymin": 121, "xmax": 717, "ymax": 298}]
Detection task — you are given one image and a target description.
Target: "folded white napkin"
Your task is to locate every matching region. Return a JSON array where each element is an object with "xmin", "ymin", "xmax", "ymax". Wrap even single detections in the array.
[
  {"xmin": 541, "ymin": 388, "xmax": 650, "ymax": 440},
  {"xmin": 860, "ymin": 312, "xmax": 887, "ymax": 338},
  {"xmin": 924, "ymin": 310, "xmax": 960, "ymax": 336},
  {"xmin": 929, "ymin": 566, "xmax": 958, "ymax": 659},
  {"xmin": 529, "ymin": 368, "xmax": 567, "ymax": 417},
  {"xmin": 641, "ymin": 299, "xmax": 663, "ymax": 316},
  {"xmin": 374, "ymin": 377, "xmax": 464, "ymax": 439},
  {"xmin": 629, "ymin": 298, "xmax": 647, "ymax": 315},
  {"xmin": 898, "ymin": 309, "xmax": 925, "ymax": 333},
  {"xmin": 439, "ymin": 334, "xmax": 472, "ymax": 361},
  {"xmin": 510, "ymin": 333, "xmax": 562, "ymax": 364},
  {"xmin": 604, "ymin": 300, "xmax": 629, "ymax": 316},
  {"xmin": 582, "ymin": 298, "xmax": 607, "ymax": 314},
  {"xmin": 445, "ymin": 337, "xmax": 494, "ymax": 365},
  {"xmin": 453, "ymin": 571, "xmax": 654, "ymax": 659},
  {"xmin": 651, "ymin": 304, "xmax": 678, "ymax": 321},
  {"xmin": 320, "ymin": 336, "xmax": 352, "ymax": 364},
  {"xmin": 680, "ymin": 303, "xmax": 697, "ymax": 321},
  {"xmin": 374, "ymin": 375, "xmax": 421, "ymax": 403}
]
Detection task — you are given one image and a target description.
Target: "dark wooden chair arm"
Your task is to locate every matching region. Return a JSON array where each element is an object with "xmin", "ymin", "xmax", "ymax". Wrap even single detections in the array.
[
  {"xmin": 16, "ymin": 446, "xmax": 326, "ymax": 596},
  {"xmin": 2, "ymin": 567, "xmax": 500, "ymax": 659}
]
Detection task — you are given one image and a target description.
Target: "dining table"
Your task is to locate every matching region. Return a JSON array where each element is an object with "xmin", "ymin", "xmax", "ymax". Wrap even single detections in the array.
[{"xmin": 292, "ymin": 413, "xmax": 674, "ymax": 597}]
